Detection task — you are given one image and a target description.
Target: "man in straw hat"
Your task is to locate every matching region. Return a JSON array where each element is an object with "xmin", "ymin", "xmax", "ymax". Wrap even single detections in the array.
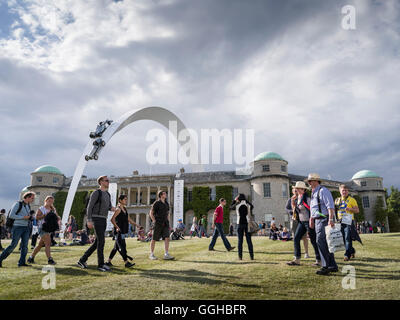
[
  {"xmin": 306, "ymin": 173, "xmax": 338, "ymax": 275},
  {"xmin": 286, "ymin": 181, "xmax": 321, "ymax": 267}
]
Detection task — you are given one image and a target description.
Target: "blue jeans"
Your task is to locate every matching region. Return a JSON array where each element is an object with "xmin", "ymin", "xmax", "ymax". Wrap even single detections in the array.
[
  {"xmin": 0, "ymin": 226, "xmax": 30, "ymax": 266},
  {"xmin": 341, "ymin": 223, "xmax": 355, "ymax": 258},
  {"xmin": 294, "ymin": 220, "xmax": 320, "ymax": 261},
  {"xmin": 198, "ymin": 225, "xmax": 208, "ymax": 238},
  {"xmin": 237, "ymin": 223, "xmax": 253, "ymax": 259},
  {"xmin": 209, "ymin": 223, "xmax": 232, "ymax": 250},
  {"xmin": 315, "ymin": 218, "xmax": 337, "ymax": 269}
]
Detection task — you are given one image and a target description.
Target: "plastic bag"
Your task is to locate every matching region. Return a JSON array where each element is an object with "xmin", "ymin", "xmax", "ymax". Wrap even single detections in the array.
[{"xmin": 325, "ymin": 223, "xmax": 345, "ymax": 253}]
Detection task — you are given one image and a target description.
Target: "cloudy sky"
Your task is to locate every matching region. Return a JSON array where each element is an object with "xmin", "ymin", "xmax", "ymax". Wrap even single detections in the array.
[{"xmin": 0, "ymin": 0, "xmax": 399, "ymax": 210}]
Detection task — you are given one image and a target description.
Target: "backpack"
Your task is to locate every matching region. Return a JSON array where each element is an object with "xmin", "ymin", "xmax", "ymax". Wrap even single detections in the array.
[
  {"xmin": 42, "ymin": 211, "xmax": 59, "ymax": 233},
  {"xmin": 6, "ymin": 201, "xmax": 26, "ymax": 228}
]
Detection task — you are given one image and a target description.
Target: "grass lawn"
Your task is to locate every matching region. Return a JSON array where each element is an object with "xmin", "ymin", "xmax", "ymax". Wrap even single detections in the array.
[{"xmin": 0, "ymin": 233, "xmax": 399, "ymax": 300}]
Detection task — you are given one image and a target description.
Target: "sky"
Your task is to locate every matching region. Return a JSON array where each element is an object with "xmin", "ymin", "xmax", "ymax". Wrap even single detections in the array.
[{"xmin": 0, "ymin": 0, "xmax": 399, "ymax": 210}]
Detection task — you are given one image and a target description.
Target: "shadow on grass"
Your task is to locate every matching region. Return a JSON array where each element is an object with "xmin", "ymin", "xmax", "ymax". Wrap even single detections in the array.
[
  {"xmin": 380, "ymin": 234, "xmax": 400, "ymax": 238},
  {"xmin": 134, "ymin": 268, "xmax": 262, "ymax": 289},
  {"xmin": 179, "ymin": 259, "xmax": 277, "ymax": 265},
  {"xmin": 358, "ymin": 257, "xmax": 400, "ymax": 263}
]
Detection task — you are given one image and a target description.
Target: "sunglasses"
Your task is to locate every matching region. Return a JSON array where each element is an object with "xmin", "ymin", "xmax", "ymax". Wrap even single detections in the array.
[{"xmin": 103, "ymin": 179, "xmax": 110, "ymax": 182}]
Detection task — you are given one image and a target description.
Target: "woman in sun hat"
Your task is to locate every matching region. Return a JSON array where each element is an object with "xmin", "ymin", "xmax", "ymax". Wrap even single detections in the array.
[{"xmin": 287, "ymin": 181, "xmax": 321, "ymax": 267}]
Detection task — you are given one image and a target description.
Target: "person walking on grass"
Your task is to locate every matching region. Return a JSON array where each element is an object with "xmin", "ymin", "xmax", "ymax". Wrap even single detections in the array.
[
  {"xmin": 105, "ymin": 195, "xmax": 140, "ymax": 268},
  {"xmin": 286, "ymin": 182, "xmax": 321, "ymax": 267},
  {"xmin": 190, "ymin": 216, "xmax": 199, "ymax": 239},
  {"xmin": 0, "ymin": 192, "xmax": 35, "ymax": 268},
  {"xmin": 198, "ymin": 215, "xmax": 208, "ymax": 238},
  {"xmin": 149, "ymin": 191, "xmax": 174, "ymax": 260},
  {"xmin": 208, "ymin": 198, "xmax": 235, "ymax": 252},
  {"xmin": 230, "ymin": 194, "xmax": 254, "ymax": 260},
  {"xmin": 286, "ymin": 187, "xmax": 310, "ymax": 258},
  {"xmin": 307, "ymin": 173, "xmax": 338, "ymax": 276},
  {"xmin": 27, "ymin": 196, "xmax": 60, "ymax": 265},
  {"xmin": 77, "ymin": 175, "xmax": 116, "ymax": 272},
  {"xmin": 335, "ymin": 184, "xmax": 359, "ymax": 261}
]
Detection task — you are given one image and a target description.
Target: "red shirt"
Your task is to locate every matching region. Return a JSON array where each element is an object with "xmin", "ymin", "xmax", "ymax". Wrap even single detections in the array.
[{"xmin": 214, "ymin": 205, "xmax": 224, "ymax": 224}]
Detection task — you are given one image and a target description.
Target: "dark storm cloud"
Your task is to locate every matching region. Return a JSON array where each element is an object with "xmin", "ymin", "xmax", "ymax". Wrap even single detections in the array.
[{"xmin": 0, "ymin": 0, "xmax": 399, "ymax": 210}]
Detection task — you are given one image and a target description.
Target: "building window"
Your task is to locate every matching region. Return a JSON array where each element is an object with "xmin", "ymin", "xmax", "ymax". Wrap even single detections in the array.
[
  {"xmin": 281, "ymin": 165, "xmax": 287, "ymax": 172},
  {"xmin": 265, "ymin": 213, "xmax": 272, "ymax": 225},
  {"xmin": 282, "ymin": 183, "xmax": 288, "ymax": 198},
  {"xmin": 263, "ymin": 183, "xmax": 271, "ymax": 198},
  {"xmin": 232, "ymin": 187, "xmax": 239, "ymax": 199},
  {"xmin": 150, "ymin": 192, "xmax": 157, "ymax": 204},
  {"xmin": 262, "ymin": 165, "xmax": 270, "ymax": 172},
  {"xmin": 362, "ymin": 196, "xmax": 370, "ymax": 208},
  {"xmin": 53, "ymin": 177, "xmax": 59, "ymax": 184},
  {"xmin": 188, "ymin": 190, "xmax": 193, "ymax": 202},
  {"xmin": 209, "ymin": 187, "xmax": 216, "ymax": 201},
  {"xmin": 36, "ymin": 176, "xmax": 43, "ymax": 183},
  {"xmin": 361, "ymin": 181, "xmax": 367, "ymax": 187}
]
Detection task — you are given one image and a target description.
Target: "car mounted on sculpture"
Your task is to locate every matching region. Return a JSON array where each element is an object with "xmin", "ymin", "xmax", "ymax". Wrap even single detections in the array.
[
  {"xmin": 85, "ymin": 138, "xmax": 106, "ymax": 161},
  {"xmin": 89, "ymin": 119, "xmax": 113, "ymax": 139}
]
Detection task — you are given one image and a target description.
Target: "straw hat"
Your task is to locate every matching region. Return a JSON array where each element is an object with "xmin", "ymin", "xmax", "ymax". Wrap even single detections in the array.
[
  {"xmin": 294, "ymin": 181, "xmax": 309, "ymax": 190},
  {"xmin": 306, "ymin": 173, "xmax": 321, "ymax": 183}
]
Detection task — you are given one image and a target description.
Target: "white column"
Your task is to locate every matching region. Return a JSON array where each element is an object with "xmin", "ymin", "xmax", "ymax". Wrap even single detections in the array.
[
  {"xmin": 146, "ymin": 213, "xmax": 150, "ymax": 232},
  {"xmin": 137, "ymin": 186, "xmax": 141, "ymax": 205},
  {"xmin": 128, "ymin": 187, "xmax": 131, "ymax": 206},
  {"xmin": 167, "ymin": 186, "xmax": 171, "ymax": 201},
  {"xmin": 147, "ymin": 186, "xmax": 151, "ymax": 205},
  {"xmin": 136, "ymin": 214, "xmax": 140, "ymax": 225}
]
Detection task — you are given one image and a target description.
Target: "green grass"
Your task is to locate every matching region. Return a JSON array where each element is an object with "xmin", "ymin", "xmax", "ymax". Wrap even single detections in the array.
[{"xmin": 0, "ymin": 233, "xmax": 399, "ymax": 300}]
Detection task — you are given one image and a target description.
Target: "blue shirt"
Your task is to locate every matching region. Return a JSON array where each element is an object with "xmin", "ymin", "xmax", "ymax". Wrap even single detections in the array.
[
  {"xmin": 9, "ymin": 201, "xmax": 31, "ymax": 227},
  {"xmin": 310, "ymin": 185, "xmax": 335, "ymax": 219}
]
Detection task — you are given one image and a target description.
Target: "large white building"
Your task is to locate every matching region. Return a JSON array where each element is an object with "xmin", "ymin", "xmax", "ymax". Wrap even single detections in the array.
[{"xmin": 23, "ymin": 151, "xmax": 388, "ymax": 233}]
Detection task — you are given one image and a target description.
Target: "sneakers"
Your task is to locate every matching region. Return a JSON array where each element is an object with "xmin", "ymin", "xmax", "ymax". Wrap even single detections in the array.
[
  {"xmin": 316, "ymin": 267, "xmax": 331, "ymax": 276},
  {"xmin": 163, "ymin": 253, "xmax": 175, "ymax": 260},
  {"xmin": 208, "ymin": 248, "xmax": 215, "ymax": 251},
  {"xmin": 48, "ymin": 257, "xmax": 56, "ymax": 265},
  {"xmin": 102, "ymin": 264, "xmax": 111, "ymax": 271},
  {"xmin": 77, "ymin": 260, "xmax": 88, "ymax": 269},
  {"xmin": 304, "ymin": 253, "xmax": 310, "ymax": 259},
  {"xmin": 227, "ymin": 246, "xmax": 235, "ymax": 252},
  {"xmin": 104, "ymin": 261, "xmax": 113, "ymax": 267},
  {"xmin": 149, "ymin": 253, "xmax": 158, "ymax": 260},
  {"xmin": 27, "ymin": 256, "xmax": 35, "ymax": 264},
  {"xmin": 125, "ymin": 261, "xmax": 135, "ymax": 268},
  {"xmin": 18, "ymin": 263, "xmax": 31, "ymax": 267},
  {"xmin": 97, "ymin": 265, "xmax": 108, "ymax": 272}
]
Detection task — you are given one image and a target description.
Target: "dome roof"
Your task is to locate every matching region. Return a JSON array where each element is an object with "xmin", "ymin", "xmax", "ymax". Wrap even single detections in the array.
[
  {"xmin": 254, "ymin": 152, "xmax": 285, "ymax": 162},
  {"xmin": 33, "ymin": 165, "xmax": 63, "ymax": 175},
  {"xmin": 352, "ymin": 170, "xmax": 380, "ymax": 180}
]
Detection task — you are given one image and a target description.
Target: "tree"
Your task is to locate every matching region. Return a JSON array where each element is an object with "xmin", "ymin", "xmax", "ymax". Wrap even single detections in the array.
[
  {"xmin": 373, "ymin": 196, "xmax": 387, "ymax": 225},
  {"xmin": 386, "ymin": 186, "xmax": 400, "ymax": 232}
]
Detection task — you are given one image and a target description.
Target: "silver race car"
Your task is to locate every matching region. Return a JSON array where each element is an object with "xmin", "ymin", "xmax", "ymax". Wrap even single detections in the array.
[
  {"xmin": 89, "ymin": 120, "xmax": 113, "ymax": 139},
  {"xmin": 85, "ymin": 138, "xmax": 106, "ymax": 161}
]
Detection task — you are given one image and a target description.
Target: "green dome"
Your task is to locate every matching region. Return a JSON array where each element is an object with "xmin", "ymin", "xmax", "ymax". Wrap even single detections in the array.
[
  {"xmin": 254, "ymin": 152, "xmax": 285, "ymax": 162},
  {"xmin": 352, "ymin": 170, "xmax": 380, "ymax": 180},
  {"xmin": 34, "ymin": 165, "xmax": 63, "ymax": 175}
]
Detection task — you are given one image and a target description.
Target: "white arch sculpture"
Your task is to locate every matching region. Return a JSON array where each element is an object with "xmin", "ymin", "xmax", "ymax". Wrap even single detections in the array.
[{"xmin": 60, "ymin": 107, "xmax": 203, "ymax": 238}]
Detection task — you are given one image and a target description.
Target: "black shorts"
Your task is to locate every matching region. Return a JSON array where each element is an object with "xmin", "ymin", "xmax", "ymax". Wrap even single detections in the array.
[{"xmin": 152, "ymin": 222, "xmax": 170, "ymax": 241}]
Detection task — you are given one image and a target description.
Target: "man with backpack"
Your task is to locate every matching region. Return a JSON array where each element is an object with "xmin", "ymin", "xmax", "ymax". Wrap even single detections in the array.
[
  {"xmin": 0, "ymin": 192, "xmax": 36, "ymax": 267},
  {"xmin": 77, "ymin": 175, "xmax": 116, "ymax": 272},
  {"xmin": 307, "ymin": 173, "xmax": 338, "ymax": 276}
]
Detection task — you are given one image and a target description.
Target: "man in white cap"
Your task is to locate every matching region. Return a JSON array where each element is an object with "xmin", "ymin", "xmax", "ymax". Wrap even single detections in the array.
[{"xmin": 307, "ymin": 173, "xmax": 338, "ymax": 275}]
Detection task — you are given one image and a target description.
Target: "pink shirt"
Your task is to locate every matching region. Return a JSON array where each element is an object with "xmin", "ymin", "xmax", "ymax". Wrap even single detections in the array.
[{"xmin": 214, "ymin": 205, "xmax": 224, "ymax": 224}]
